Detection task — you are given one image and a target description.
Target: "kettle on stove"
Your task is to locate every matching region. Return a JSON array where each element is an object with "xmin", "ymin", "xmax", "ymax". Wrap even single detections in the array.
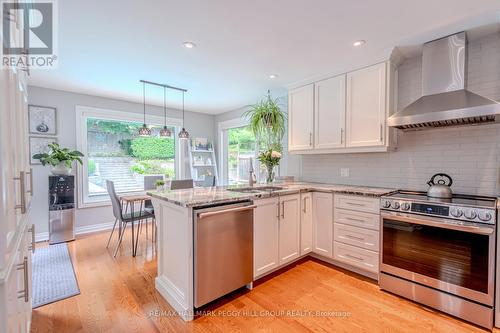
[{"xmin": 426, "ymin": 173, "xmax": 453, "ymax": 199}]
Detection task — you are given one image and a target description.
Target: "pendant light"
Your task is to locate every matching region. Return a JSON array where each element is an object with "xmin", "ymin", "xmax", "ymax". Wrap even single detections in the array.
[
  {"xmin": 138, "ymin": 81, "xmax": 151, "ymax": 136},
  {"xmin": 159, "ymin": 86, "xmax": 171, "ymax": 137},
  {"xmin": 178, "ymin": 90, "xmax": 190, "ymax": 139}
]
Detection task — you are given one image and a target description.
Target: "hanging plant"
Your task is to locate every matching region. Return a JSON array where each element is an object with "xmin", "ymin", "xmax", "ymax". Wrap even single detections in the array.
[{"xmin": 243, "ymin": 90, "xmax": 286, "ymax": 151}]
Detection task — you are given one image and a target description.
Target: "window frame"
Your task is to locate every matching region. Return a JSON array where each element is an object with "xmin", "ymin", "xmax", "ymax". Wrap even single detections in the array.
[
  {"xmin": 218, "ymin": 117, "xmax": 262, "ymax": 185},
  {"xmin": 75, "ymin": 105, "xmax": 183, "ymax": 208}
]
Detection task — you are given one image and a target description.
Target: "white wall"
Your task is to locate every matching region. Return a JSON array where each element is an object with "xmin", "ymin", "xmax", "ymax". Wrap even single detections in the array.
[
  {"xmin": 300, "ymin": 33, "xmax": 500, "ymax": 196},
  {"xmin": 27, "ymin": 86, "xmax": 215, "ymax": 239}
]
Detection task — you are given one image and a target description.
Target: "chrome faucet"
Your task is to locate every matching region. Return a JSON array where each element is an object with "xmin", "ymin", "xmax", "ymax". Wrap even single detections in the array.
[{"xmin": 248, "ymin": 157, "xmax": 257, "ymax": 187}]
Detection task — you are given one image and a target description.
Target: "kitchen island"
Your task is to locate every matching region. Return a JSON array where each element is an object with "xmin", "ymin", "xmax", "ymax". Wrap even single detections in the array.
[{"xmin": 148, "ymin": 182, "xmax": 394, "ymax": 321}]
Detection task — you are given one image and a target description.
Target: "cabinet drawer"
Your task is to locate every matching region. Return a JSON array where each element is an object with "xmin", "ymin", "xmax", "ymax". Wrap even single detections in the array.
[
  {"xmin": 334, "ymin": 194, "xmax": 380, "ymax": 214},
  {"xmin": 334, "ymin": 241, "xmax": 379, "ymax": 273},
  {"xmin": 334, "ymin": 223, "xmax": 379, "ymax": 251},
  {"xmin": 334, "ymin": 208, "xmax": 379, "ymax": 230}
]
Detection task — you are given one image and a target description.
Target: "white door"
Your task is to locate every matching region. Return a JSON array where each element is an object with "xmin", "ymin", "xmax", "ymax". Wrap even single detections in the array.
[
  {"xmin": 300, "ymin": 192, "xmax": 313, "ymax": 255},
  {"xmin": 288, "ymin": 84, "xmax": 314, "ymax": 151},
  {"xmin": 314, "ymin": 75, "xmax": 346, "ymax": 149},
  {"xmin": 253, "ymin": 197, "xmax": 280, "ymax": 278},
  {"xmin": 278, "ymin": 194, "xmax": 300, "ymax": 265},
  {"xmin": 312, "ymin": 192, "xmax": 333, "ymax": 257},
  {"xmin": 346, "ymin": 63, "xmax": 387, "ymax": 147}
]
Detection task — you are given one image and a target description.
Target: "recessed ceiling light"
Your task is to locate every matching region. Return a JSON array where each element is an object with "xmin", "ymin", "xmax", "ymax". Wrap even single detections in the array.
[
  {"xmin": 183, "ymin": 41, "xmax": 196, "ymax": 49},
  {"xmin": 269, "ymin": 74, "xmax": 278, "ymax": 79},
  {"xmin": 353, "ymin": 40, "xmax": 366, "ymax": 47}
]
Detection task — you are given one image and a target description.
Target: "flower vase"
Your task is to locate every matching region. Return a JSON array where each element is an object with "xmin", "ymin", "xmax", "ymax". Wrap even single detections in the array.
[{"xmin": 266, "ymin": 165, "xmax": 275, "ymax": 184}]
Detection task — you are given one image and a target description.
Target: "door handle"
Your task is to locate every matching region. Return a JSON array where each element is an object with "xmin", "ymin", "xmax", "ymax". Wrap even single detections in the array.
[
  {"xmin": 14, "ymin": 171, "xmax": 26, "ymax": 214},
  {"xmin": 16, "ymin": 256, "xmax": 29, "ymax": 302}
]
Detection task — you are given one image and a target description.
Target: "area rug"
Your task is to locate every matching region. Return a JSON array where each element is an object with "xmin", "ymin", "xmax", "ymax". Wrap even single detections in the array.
[{"xmin": 32, "ymin": 243, "xmax": 80, "ymax": 308}]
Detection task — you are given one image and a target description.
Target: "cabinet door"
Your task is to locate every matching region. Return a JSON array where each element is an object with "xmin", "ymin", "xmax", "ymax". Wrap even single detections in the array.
[
  {"xmin": 314, "ymin": 75, "xmax": 346, "ymax": 149},
  {"xmin": 279, "ymin": 194, "xmax": 300, "ymax": 265},
  {"xmin": 300, "ymin": 192, "xmax": 313, "ymax": 255},
  {"xmin": 312, "ymin": 192, "xmax": 333, "ymax": 257},
  {"xmin": 253, "ymin": 197, "xmax": 280, "ymax": 278},
  {"xmin": 346, "ymin": 63, "xmax": 387, "ymax": 147},
  {"xmin": 288, "ymin": 84, "xmax": 314, "ymax": 151}
]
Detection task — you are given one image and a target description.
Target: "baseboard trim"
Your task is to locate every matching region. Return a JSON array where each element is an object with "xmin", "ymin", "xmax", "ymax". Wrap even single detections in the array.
[{"xmin": 35, "ymin": 221, "xmax": 116, "ymax": 243}]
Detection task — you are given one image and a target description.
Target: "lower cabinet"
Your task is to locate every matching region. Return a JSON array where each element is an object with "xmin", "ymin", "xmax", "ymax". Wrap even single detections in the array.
[
  {"xmin": 253, "ymin": 194, "xmax": 300, "ymax": 278},
  {"xmin": 312, "ymin": 192, "xmax": 333, "ymax": 257},
  {"xmin": 300, "ymin": 192, "xmax": 313, "ymax": 255}
]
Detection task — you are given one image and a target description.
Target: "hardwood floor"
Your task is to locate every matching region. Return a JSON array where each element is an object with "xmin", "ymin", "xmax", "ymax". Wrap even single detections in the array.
[{"xmin": 31, "ymin": 229, "xmax": 496, "ymax": 333}]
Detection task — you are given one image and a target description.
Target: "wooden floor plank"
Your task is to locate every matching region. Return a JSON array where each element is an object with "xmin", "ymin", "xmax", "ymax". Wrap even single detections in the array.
[{"xmin": 30, "ymin": 230, "xmax": 497, "ymax": 333}]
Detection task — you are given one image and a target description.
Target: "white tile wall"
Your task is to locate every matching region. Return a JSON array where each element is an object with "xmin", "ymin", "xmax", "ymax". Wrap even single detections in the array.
[{"xmin": 301, "ymin": 33, "xmax": 500, "ymax": 196}]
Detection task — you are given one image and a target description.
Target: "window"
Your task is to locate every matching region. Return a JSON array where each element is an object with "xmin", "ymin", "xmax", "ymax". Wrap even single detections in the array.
[
  {"xmin": 219, "ymin": 118, "xmax": 266, "ymax": 185},
  {"xmin": 76, "ymin": 106, "xmax": 182, "ymax": 207}
]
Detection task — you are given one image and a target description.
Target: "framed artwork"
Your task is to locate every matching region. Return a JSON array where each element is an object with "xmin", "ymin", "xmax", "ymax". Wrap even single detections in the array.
[
  {"xmin": 29, "ymin": 136, "xmax": 57, "ymax": 165},
  {"xmin": 28, "ymin": 105, "xmax": 57, "ymax": 135}
]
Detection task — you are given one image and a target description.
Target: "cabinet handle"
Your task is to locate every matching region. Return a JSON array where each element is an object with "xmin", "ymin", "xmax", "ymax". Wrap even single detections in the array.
[
  {"xmin": 345, "ymin": 217, "xmax": 365, "ymax": 223},
  {"xmin": 281, "ymin": 202, "xmax": 285, "ymax": 219},
  {"xmin": 344, "ymin": 253, "xmax": 364, "ymax": 262},
  {"xmin": 344, "ymin": 234, "xmax": 365, "ymax": 241},
  {"xmin": 277, "ymin": 203, "xmax": 280, "ymax": 219},
  {"xmin": 14, "ymin": 171, "xmax": 26, "ymax": 214},
  {"xmin": 28, "ymin": 224, "xmax": 35, "ymax": 254},
  {"xmin": 303, "ymin": 197, "xmax": 307, "ymax": 213},
  {"xmin": 26, "ymin": 168, "xmax": 33, "ymax": 196},
  {"xmin": 309, "ymin": 133, "xmax": 312, "ymax": 146},
  {"xmin": 16, "ymin": 256, "xmax": 29, "ymax": 302},
  {"xmin": 340, "ymin": 128, "xmax": 344, "ymax": 144},
  {"xmin": 379, "ymin": 124, "xmax": 383, "ymax": 142}
]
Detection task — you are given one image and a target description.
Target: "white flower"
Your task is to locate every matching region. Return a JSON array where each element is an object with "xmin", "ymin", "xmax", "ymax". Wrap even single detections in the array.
[{"xmin": 271, "ymin": 151, "xmax": 281, "ymax": 158}]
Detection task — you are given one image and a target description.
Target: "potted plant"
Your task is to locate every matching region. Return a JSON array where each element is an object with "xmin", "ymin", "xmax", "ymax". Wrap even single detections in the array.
[
  {"xmin": 155, "ymin": 179, "xmax": 166, "ymax": 191},
  {"xmin": 244, "ymin": 90, "xmax": 286, "ymax": 151},
  {"xmin": 33, "ymin": 142, "xmax": 84, "ymax": 175},
  {"xmin": 257, "ymin": 149, "xmax": 281, "ymax": 183}
]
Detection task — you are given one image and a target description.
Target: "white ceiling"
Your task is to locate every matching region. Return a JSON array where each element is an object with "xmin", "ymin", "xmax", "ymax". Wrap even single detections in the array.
[{"xmin": 28, "ymin": 0, "xmax": 500, "ymax": 114}]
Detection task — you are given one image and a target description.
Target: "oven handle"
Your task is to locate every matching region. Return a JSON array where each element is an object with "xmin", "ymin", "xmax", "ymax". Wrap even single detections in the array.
[{"xmin": 381, "ymin": 211, "xmax": 495, "ymax": 235}]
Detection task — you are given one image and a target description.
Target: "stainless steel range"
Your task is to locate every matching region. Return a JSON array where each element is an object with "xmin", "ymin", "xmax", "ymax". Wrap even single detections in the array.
[{"xmin": 379, "ymin": 190, "xmax": 497, "ymax": 329}]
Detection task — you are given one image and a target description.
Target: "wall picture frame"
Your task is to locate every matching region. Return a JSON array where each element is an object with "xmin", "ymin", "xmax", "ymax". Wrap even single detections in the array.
[
  {"xmin": 28, "ymin": 105, "xmax": 57, "ymax": 136},
  {"xmin": 29, "ymin": 136, "xmax": 58, "ymax": 165}
]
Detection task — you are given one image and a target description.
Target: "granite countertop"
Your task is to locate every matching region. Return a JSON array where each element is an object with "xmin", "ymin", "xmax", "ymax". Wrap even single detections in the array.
[{"xmin": 147, "ymin": 182, "xmax": 395, "ymax": 208}]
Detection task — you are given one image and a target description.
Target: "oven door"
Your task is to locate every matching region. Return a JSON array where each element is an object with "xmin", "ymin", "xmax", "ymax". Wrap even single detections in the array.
[{"xmin": 380, "ymin": 211, "xmax": 495, "ymax": 306}]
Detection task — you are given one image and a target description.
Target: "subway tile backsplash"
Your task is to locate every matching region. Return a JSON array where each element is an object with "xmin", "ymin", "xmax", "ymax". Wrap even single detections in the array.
[{"xmin": 300, "ymin": 33, "xmax": 500, "ymax": 196}]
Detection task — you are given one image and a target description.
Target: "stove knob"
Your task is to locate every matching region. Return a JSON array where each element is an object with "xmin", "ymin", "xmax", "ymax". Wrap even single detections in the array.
[
  {"xmin": 479, "ymin": 211, "xmax": 492, "ymax": 222},
  {"xmin": 450, "ymin": 207, "xmax": 463, "ymax": 218},
  {"xmin": 401, "ymin": 202, "xmax": 411, "ymax": 211},
  {"xmin": 382, "ymin": 200, "xmax": 391, "ymax": 208},
  {"xmin": 464, "ymin": 209, "xmax": 477, "ymax": 220},
  {"xmin": 391, "ymin": 201, "xmax": 400, "ymax": 209}
]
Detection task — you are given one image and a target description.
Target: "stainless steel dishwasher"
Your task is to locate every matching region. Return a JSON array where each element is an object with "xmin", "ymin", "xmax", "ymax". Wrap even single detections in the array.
[{"xmin": 194, "ymin": 201, "xmax": 255, "ymax": 308}]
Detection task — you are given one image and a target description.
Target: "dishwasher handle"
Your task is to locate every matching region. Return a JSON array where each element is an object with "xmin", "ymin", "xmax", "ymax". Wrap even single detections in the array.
[{"xmin": 198, "ymin": 205, "xmax": 256, "ymax": 219}]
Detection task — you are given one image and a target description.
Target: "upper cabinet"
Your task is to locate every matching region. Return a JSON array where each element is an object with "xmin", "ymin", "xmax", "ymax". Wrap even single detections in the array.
[
  {"xmin": 288, "ymin": 84, "xmax": 314, "ymax": 151},
  {"xmin": 288, "ymin": 61, "xmax": 397, "ymax": 154},
  {"xmin": 315, "ymin": 75, "xmax": 346, "ymax": 149},
  {"xmin": 346, "ymin": 63, "xmax": 386, "ymax": 147}
]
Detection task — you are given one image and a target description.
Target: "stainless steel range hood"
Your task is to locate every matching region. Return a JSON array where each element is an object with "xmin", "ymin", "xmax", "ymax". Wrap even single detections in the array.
[{"xmin": 388, "ymin": 32, "xmax": 500, "ymax": 130}]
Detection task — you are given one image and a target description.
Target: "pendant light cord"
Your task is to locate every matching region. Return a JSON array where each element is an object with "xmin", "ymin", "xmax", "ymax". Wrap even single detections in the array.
[
  {"xmin": 143, "ymin": 81, "xmax": 146, "ymax": 124},
  {"xmin": 163, "ymin": 87, "xmax": 167, "ymax": 127},
  {"xmin": 182, "ymin": 91, "xmax": 185, "ymax": 127}
]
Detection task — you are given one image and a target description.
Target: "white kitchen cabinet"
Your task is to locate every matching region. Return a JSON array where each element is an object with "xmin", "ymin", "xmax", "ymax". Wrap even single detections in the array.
[
  {"xmin": 300, "ymin": 192, "xmax": 313, "ymax": 255},
  {"xmin": 312, "ymin": 192, "xmax": 333, "ymax": 258},
  {"xmin": 253, "ymin": 197, "xmax": 280, "ymax": 277},
  {"xmin": 345, "ymin": 62, "xmax": 387, "ymax": 147},
  {"xmin": 278, "ymin": 194, "xmax": 300, "ymax": 265},
  {"xmin": 314, "ymin": 75, "xmax": 346, "ymax": 149},
  {"xmin": 288, "ymin": 84, "xmax": 314, "ymax": 151}
]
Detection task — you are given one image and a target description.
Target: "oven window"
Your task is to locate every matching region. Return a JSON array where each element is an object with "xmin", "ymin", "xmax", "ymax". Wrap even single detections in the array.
[{"xmin": 383, "ymin": 219, "xmax": 489, "ymax": 293}]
